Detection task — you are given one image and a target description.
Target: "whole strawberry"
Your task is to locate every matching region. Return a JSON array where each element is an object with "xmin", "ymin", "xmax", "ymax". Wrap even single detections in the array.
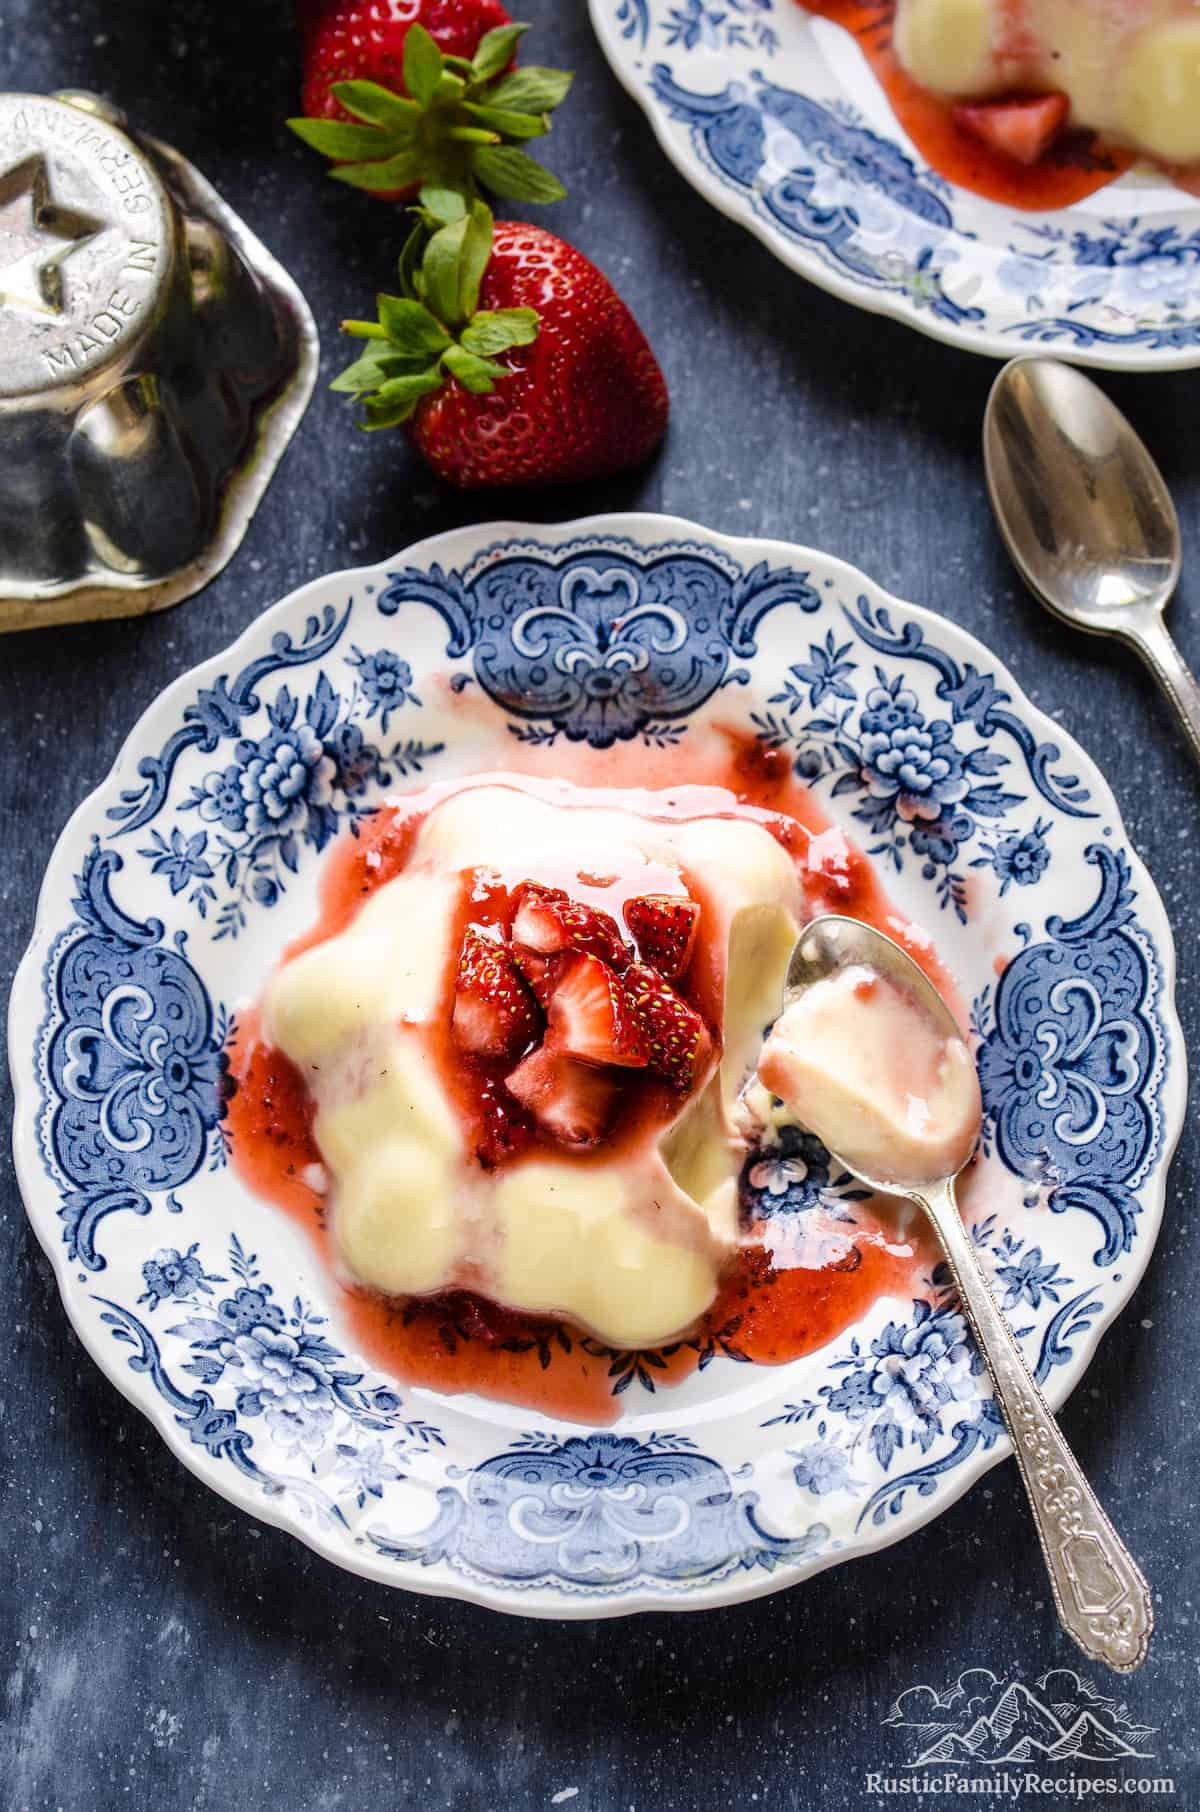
[
  {"xmin": 299, "ymin": 0, "xmax": 514, "ymax": 120},
  {"xmin": 335, "ymin": 200, "xmax": 668, "ymax": 488},
  {"xmin": 291, "ymin": 11, "xmax": 572, "ymax": 205}
]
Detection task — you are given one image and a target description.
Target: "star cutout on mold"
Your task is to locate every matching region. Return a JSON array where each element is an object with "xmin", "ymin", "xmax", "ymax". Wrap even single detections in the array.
[{"xmin": 0, "ymin": 153, "xmax": 105, "ymax": 316}]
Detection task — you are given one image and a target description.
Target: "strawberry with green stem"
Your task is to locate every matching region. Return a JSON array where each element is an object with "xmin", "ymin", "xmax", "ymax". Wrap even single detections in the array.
[
  {"xmin": 291, "ymin": 17, "xmax": 571, "ymax": 205},
  {"xmin": 333, "ymin": 194, "xmax": 669, "ymax": 486}
]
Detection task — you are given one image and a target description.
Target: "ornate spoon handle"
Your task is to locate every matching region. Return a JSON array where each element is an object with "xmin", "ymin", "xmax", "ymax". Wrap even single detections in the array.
[
  {"xmin": 1125, "ymin": 615, "xmax": 1200, "ymax": 772},
  {"xmin": 918, "ymin": 1178, "xmax": 1153, "ymax": 1673}
]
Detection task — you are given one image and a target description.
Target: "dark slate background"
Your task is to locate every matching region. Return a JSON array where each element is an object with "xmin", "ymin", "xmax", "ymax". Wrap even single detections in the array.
[{"xmin": 2, "ymin": 3, "xmax": 1197, "ymax": 1808}]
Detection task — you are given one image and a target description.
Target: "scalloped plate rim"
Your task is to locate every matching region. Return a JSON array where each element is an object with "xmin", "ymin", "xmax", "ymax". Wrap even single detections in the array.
[{"xmin": 8, "ymin": 511, "xmax": 1186, "ymax": 1619}]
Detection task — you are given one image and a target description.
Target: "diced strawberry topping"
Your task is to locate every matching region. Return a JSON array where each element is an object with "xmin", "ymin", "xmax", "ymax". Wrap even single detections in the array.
[
  {"xmin": 504, "ymin": 1047, "xmax": 618, "ymax": 1147},
  {"xmin": 472, "ymin": 1073, "xmax": 534, "ymax": 1170},
  {"xmin": 451, "ymin": 927, "xmax": 540, "ymax": 1062},
  {"xmin": 544, "ymin": 952, "xmax": 647, "ymax": 1069},
  {"xmin": 510, "ymin": 882, "xmax": 631, "ymax": 969},
  {"xmin": 511, "ymin": 943, "xmax": 556, "ymax": 1008},
  {"xmin": 952, "ymin": 92, "xmax": 1070, "ymax": 166},
  {"xmin": 624, "ymin": 962, "xmax": 715, "ymax": 1093},
  {"xmin": 446, "ymin": 880, "xmax": 719, "ymax": 1157},
  {"xmin": 623, "ymin": 893, "xmax": 700, "ymax": 979}
]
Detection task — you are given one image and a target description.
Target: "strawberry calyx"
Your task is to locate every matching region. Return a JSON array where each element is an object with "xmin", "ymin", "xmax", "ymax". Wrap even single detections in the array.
[
  {"xmin": 288, "ymin": 21, "xmax": 571, "ymax": 204},
  {"xmin": 333, "ymin": 196, "xmax": 537, "ymax": 429}
]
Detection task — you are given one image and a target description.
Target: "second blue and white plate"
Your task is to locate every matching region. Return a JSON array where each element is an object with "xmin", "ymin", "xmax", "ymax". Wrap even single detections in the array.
[{"xmin": 589, "ymin": 0, "xmax": 1200, "ymax": 369}]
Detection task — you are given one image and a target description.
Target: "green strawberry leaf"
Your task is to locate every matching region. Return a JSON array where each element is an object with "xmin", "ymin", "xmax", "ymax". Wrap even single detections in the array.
[
  {"xmin": 461, "ymin": 103, "xmax": 548, "ymax": 141},
  {"xmin": 446, "ymin": 125, "xmax": 502, "ymax": 146},
  {"xmin": 471, "ymin": 144, "xmax": 566, "ymax": 203},
  {"xmin": 330, "ymin": 148, "xmax": 424, "ymax": 192},
  {"xmin": 286, "ymin": 118, "xmax": 395, "ymax": 160},
  {"xmin": 486, "ymin": 67, "xmax": 574, "ymax": 114},
  {"xmin": 403, "ymin": 24, "xmax": 444, "ymax": 108},
  {"xmin": 419, "ymin": 186, "xmax": 468, "ymax": 224},
  {"xmin": 460, "ymin": 307, "xmax": 539, "ymax": 357},
  {"xmin": 334, "ymin": 202, "xmax": 540, "ymax": 434},
  {"xmin": 377, "ymin": 295, "xmax": 452, "ymax": 358},
  {"xmin": 442, "ymin": 344, "xmax": 509, "ymax": 393},
  {"xmin": 331, "ymin": 80, "xmax": 420, "ymax": 133},
  {"xmin": 471, "ymin": 22, "xmax": 529, "ymax": 82},
  {"xmin": 296, "ymin": 27, "xmax": 573, "ymax": 213},
  {"xmin": 364, "ymin": 368, "xmax": 446, "ymax": 429},
  {"xmin": 330, "ymin": 345, "xmax": 412, "ymax": 394},
  {"xmin": 422, "ymin": 215, "xmax": 472, "ymax": 326},
  {"xmin": 398, "ymin": 220, "xmax": 429, "ymax": 297},
  {"xmin": 458, "ymin": 201, "xmax": 494, "ymax": 319}
]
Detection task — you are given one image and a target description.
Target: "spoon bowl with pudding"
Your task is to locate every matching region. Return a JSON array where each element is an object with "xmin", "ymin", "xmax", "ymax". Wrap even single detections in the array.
[{"xmin": 759, "ymin": 914, "xmax": 1153, "ymax": 1673}]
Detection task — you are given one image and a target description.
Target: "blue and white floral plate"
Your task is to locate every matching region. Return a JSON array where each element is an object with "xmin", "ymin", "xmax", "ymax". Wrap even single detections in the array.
[
  {"xmin": 10, "ymin": 514, "xmax": 1184, "ymax": 1618},
  {"xmin": 589, "ymin": 0, "xmax": 1200, "ymax": 368}
]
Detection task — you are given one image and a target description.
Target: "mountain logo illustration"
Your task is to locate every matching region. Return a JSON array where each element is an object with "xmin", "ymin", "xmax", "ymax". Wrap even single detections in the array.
[{"xmin": 882, "ymin": 1668, "xmax": 1156, "ymax": 1767}]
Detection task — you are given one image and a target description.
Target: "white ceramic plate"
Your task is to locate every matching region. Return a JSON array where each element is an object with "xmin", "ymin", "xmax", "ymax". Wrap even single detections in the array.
[
  {"xmin": 588, "ymin": 0, "xmax": 1200, "ymax": 369},
  {"xmin": 10, "ymin": 514, "xmax": 1184, "ymax": 1616}
]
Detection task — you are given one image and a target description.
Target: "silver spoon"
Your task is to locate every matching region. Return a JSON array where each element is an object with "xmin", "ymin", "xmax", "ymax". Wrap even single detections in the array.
[
  {"xmin": 773, "ymin": 915, "xmax": 1153, "ymax": 1673},
  {"xmin": 984, "ymin": 354, "xmax": 1200, "ymax": 768}
]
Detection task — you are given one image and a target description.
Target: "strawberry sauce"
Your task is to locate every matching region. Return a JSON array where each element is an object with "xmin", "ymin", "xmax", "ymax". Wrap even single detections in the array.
[
  {"xmin": 794, "ymin": 0, "xmax": 1137, "ymax": 208},
  {"xmin": 226, "ymin": 731, "xmax": 949, "ymax": 1424}
]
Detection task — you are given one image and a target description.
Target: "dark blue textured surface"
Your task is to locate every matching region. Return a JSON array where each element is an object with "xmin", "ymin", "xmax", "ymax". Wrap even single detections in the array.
[{"xmin": 1, "ymin": 3, "xmax": 1197, "ymax": 1806}]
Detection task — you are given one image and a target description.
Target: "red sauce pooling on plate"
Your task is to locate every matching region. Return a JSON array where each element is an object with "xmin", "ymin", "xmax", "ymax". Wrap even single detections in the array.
[
  {"xmin": 226, "ymin": 730, "xmax": 947, "ymax": 1424},
  {"xmin": 794, "ymin": 0, "xmax": 1136, "ymax": 208}
]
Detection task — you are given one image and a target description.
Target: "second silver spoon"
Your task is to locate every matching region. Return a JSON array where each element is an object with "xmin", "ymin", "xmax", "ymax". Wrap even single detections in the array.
[{"xmin": 984, "ymin": 354, "xmax": 1200, "ymax": 768}]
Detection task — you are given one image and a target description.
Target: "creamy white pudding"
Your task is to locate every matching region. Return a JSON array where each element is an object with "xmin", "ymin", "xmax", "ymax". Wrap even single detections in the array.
[
  {"xmin": 264, "ymin": 777, "xmax": 804, "ymax": 1349},
  {"xmin": 758, "ymin": 963, "xmax": 981, "ymax": 1187}
]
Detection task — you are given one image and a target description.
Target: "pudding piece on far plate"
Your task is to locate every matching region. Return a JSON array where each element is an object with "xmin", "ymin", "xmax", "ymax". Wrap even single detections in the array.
[
  {"xmin": 794, "ymin": 0, "xmax": 1200, "ymax": 208},
  {"xmin": 893, "ymin": 0, "xmax": 1200, "ymax": 164}
]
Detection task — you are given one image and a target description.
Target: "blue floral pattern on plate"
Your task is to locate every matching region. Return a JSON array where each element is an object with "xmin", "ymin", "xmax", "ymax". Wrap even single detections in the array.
[
  {"xmin": 11, "ymin": 515, "xmax": 1182, "ymax": 1617},
  {"xmin": 378, "ymin": 546, "xmax": 819, "ymax": 748},
  {"xmin": 589, "ymin": 0, "xmax": 1200, "ymax": 368}
]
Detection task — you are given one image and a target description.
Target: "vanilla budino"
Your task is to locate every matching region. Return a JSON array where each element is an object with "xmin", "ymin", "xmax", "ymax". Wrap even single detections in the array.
[
  {"xmin": 263, "ymin": 777, "xmax": 806, "ymax": 1350},
  {"xmin": 0, "ymin": 91, "xmax": 317, "ymax": 629}
]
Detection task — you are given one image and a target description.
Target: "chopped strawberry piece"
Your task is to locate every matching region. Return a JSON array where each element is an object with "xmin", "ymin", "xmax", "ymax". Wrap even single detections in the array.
[
  {"xmin": 952, "ymin": 92, "xmax": 1070, "ymax": 166},
  {"xmin": 624, "ymin": 962, "xmax": 715, "ymax": 1093},
  {"xmin": 504, "ymin": 1047, "xmax": 618, "ymax": 1147},
  {"xmin": 511, "ymin": 943, "xmax": 556, "ymax": 1008},
  {"xmin": 510, "ymin": 882, "xmax": 631, "ymax": 969},
  {"xmin": 473, "ymin": 1073, "xmax": 534, "ymax": 1170},
  {"xmin": 545, "ymin": 952, "xmax": 647, "ymax": 1068},
  {"xmin": 623, "ymin": 893, "xmax": 700, "ymax": 979},
  {"xmin": 451, "ymin": 927, "xmax": 540, "ymax": 1062}
]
